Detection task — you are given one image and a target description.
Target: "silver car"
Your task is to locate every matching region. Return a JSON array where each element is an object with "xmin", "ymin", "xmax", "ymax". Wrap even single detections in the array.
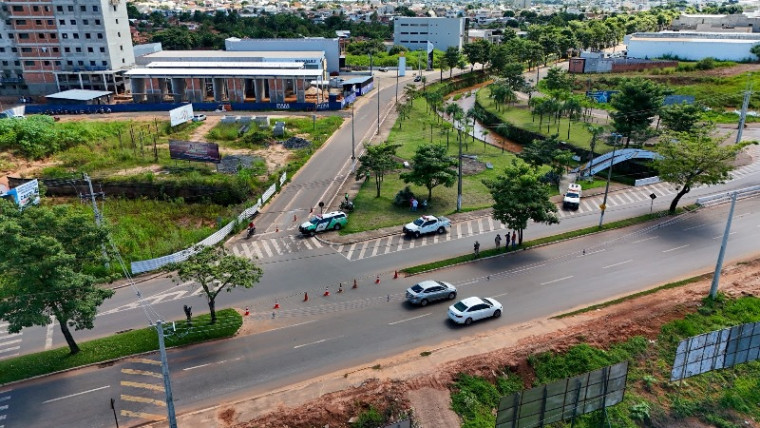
[{"xmin": 405, "ymin": 280, "xmax": 457, "ymax": 306}]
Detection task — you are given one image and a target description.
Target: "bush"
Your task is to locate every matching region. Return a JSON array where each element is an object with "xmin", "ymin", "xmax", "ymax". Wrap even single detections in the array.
[
  {"xmin": 352, "ymin": 406, "xmax": 383, "ymax": 428},
  {"xmin": 696, "ymin": 57, "xmax": 717, "ymax": 70},
  {"xmin": 393, "ymin": 186, "xmax": 416, "ymax": 207}
]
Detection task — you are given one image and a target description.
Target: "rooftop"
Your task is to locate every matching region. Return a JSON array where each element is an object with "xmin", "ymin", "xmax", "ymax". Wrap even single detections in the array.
[
  {"xmin": 46, "ymin": 89, "xmax": 112, "ymax": 101},
  {"xmin": 123, "ymin": 68, "xmax": 324, "ymax": 78},
  {"xmin": 140, "ymin": 50, "xmax": 326, "ymax": 59}
]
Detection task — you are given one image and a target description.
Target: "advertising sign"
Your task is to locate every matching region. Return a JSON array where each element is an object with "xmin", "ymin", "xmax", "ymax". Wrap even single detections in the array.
[
  {"xmin": 585, "ymin": 91, "xmax": 618, "ymax": 103},
  {"xmin": 398, "ymin": 56, "xmax": 406, "ymax": 77},
  {"xmin": 169, "ymin": 104, "xmax": 194, "ymax": 127},
  {"xmin": 169, "ymin": 140, "xmax": 221, "ymax": 163},
  {"xmin": 4, "ymin": 179, "xmax": 40, "ymax": 209}
]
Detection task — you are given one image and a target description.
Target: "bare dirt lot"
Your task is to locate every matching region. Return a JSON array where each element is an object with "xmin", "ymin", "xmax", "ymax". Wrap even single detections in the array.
[{"xmin": 224, "ymin": 257, "xmax": 760, "ymax": 428}]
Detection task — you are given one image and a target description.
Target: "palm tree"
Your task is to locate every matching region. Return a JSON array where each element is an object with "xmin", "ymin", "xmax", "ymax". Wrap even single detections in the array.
[
  {"xmin": 585, "ymin": 124, "xmax": 605, "ymax": 177},
  {"xmin": 563, "ymin": 96, "xmax": 584, "ymax": 140}
]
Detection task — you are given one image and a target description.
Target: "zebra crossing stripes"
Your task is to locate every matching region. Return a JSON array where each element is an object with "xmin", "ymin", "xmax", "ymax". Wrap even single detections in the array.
[
  {"xmin": 119, "ymin": 358, "xmax": 166, "ymax": 424},
  {"xmin": 231, "ymin": 235, "xmax": 324, "ymax": 260},
  {"xmin": 0, "ymin": 322, "xmax": 21, "ymax": 360},
  {"xmin": 0, "ymin": 389, "xmax": 10, "ymax": 428}
]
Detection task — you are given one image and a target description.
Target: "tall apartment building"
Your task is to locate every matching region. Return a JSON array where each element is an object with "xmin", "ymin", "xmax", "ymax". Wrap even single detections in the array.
[
  {"xmin": 0, "ymin": 0, "xmax": 135, "ymax": 97},
  {"xmin": 393, "ymin": 17, "xmax": 465, "ymax": 52}
]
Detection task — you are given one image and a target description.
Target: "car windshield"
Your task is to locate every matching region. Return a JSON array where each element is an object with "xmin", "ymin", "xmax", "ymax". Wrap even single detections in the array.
[
  {"xmin": 566, "ymin": 192, "xmax": 579, "ymax": 198},
  {"xmin": 413, "ymin": 218, "xmax": 425, "ymax": 226},
  {"xmin": 410, "ymin": 284, "xmax": 424, "ymax": 293},
  {"xmin": 309, "ymin": 216, "xmax": 322, "ymax": 224},
  {"xmin": 453, "ymin": 301, "xmax": 468, "ymax": 312}
]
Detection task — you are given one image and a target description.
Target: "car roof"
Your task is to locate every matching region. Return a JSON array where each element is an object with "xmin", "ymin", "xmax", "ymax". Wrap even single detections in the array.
[
  {"xmin": 416, "ymin": 280, "xmax": 443, "ymax": 288},
  {"xmin": 321, "ymin": 211, "xmax": 346, "ymax": 218},
  {"xmin": 459, "ymin": 297, "xmax": 486, "ymax": 307}
]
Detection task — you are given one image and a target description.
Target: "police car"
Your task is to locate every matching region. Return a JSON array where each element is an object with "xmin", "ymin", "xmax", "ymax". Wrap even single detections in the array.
[{"xmin": 299, "ymin": 211, "xmax": 348, "ymax": 236}]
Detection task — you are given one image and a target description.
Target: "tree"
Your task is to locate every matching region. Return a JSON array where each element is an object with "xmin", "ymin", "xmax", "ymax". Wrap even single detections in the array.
[
  {"xmin": 165, "ymin": 246, "xmax": 263, "ymax": 324},
  {"xmin": 654, "ymin": 129, "xmax": 755, "ymax": 214},
  {"xmin": 518, "ymin": 134, "xmax": 574, "ymax": 184},
  {"xmin": 0, "ymin": 202, "xmax": 115, "ymax": 354},
  {"xmin": 484, "ymin": 158, "xmax": 559, "ymax": 245},
  {"xmin": 610, "ymin": 78, "xmax": 665, "ymax": 148},
  {"xmin": 444, "ymin": 46, "xmax": 462, "ymax": 78},
  {"xmin": 400, "ymin": 144, "xmax": 458, "ymax": 201},
  {"xmin": 659, "ymin": 102, "xmax": 704, "ymax": 133},
  {"xmin": 751, "ymin": 44, "xmax": 760, "ymax": 62},
  {"xmin": 356, "ymin": 143, "xmax": 400, "ymax": 197},
  {"xmin": 500, "ymin": 63, "xmax": 526, "ymax": 91},
  {"xmin": 543, "ymin": 67, "xmax": 573, "ymax": 94}
]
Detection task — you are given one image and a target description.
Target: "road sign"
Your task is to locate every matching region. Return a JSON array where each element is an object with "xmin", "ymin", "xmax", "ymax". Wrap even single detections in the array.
[{"xmin": 649, "ymin": 193, "xmax": 657, "ymax": 200}]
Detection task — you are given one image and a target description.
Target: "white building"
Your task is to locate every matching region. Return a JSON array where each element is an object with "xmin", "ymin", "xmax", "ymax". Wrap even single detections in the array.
[
  {"xmin": 225, "ymin": 37, "xmax": 341, "ymax": 73},
  {"xmin": 625, "ymin": 32, "xmax": 760, "ymax": 61},
  {"xmin": 393, "ymin": 17, "xmax": 465, "ymax": 52}
]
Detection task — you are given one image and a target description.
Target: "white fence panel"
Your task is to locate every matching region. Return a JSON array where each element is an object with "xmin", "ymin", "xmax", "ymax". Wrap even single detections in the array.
[
  {"xmin": 261, "ymin": 183, "xmax": 276, "ymax": 204},
  {"xmin": 280, "ymin": 171, "xmax": 287, "ymax": 186},
  {"xmin": 696, "ymin": 185, "xmax": 760, "ymax": 207},
  {"xmin": 635, "ymin": 176, "xmax": 660, "ymax": 187}
]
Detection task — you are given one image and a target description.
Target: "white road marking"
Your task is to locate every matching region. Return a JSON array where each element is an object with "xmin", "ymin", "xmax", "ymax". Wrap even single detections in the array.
[
  {"xmin": 491, "ymin": 292, "xmax": 509, "ymax": 298},
  {"xmin": 632, "ymin": 237, "xmax": 657, "ymax": 244},
  {"xmin": 577, "ymin": 249, "xmax": 606, "ymax": 257},
  {"xmin": 182, "ymin": 363, "xmax": 210, "ymax": 371},
  {"xmin": 357, "ymin": 241, "xmax": 369, "ymax": 259},
  {"xmin": 388, "ymin": 313, "xmax": 432, "ymax": 325},
  {"xmin": 302, "ymin": 239, "xmax": 313, "ymax": 250},
  {"xmin": 370, "ymin": 238, "xmax": 381, "ymax": 257},
  {"xmin": 346, "ymin": 243, "xmax": 357, "ymax": 260},
  {"xmin": 540, "ymin": 276, "xmax": 573, "ymax": 286},
  {"xmin": 663, "ymin": 245, "xmax": 689, "ymax": 253},
  {"xmin": 260, "ymin": 240, "xmax": 273, "ymax": 258},
  {"xmin": 603, "ymin": 260, "xmax": 633, "ymax": 269},
  {"xmin": 713, "ymin": 232, "xmax": 737, "ymax": 240},
  {"xmin": 261, "ymin": 319, "xmax": 316, "ymax": 333},
  {"xmin": 42, "ymin": 385, "xmax": 110, "ymax": 404},
  {"xmin": 293, "ymin": 339, "xmax": 326, "ymax": 349},
  {"xmin": 0, "ymin": 339, "xmax": 21, "ymax": 348},
  {"xmin": 270, "ymin": 239, "xmax": 283, "ymax": 255},
  {"xmin": 0, "ymin": 347, "xmax": 20, "ymax": 354},
  {"xmin": 682, "ymin": 224, "xmax": 702, "ymax": 231}
]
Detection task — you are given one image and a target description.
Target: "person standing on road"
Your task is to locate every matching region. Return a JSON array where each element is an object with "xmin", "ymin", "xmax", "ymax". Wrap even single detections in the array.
[
  {"xmin": 511, "ymin": 231, "xmax": 517, "ymax": 249},
  {"xmin": 505, "ymin": 232, "xmax": 510, "ymax": 249},
  {"xmin": 495, "ymin": 234, "xmax": 501, "ymax": 250},
  {"xmin": 474, "ymin": 241, "xmax": 480, "ymax": 258}
]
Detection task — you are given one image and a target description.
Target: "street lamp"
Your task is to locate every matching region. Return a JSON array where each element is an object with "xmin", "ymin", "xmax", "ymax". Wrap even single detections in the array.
[
  {"xmin": 376, "ymin": 77, "xmax": 380, "ymax": 135},
  {"xmin": 351, "ymin": 100, "xmax": 356, "ymax": 162},
  {"xmin": 598, "ymin": 133, "xmax": 621, "ymax": 228}
]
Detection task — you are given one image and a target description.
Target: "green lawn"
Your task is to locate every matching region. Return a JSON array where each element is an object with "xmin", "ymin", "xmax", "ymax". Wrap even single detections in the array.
[{"xmin": 0, "ymin": 309, "xmax": 242, "ymax": 385}]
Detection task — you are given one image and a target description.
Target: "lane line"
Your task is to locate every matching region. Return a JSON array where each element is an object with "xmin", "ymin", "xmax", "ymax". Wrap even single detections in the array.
[
  {"xmin": 388, "ymin": 313, "xmax": 432, "ymax": 326},
  {"xmin": 632, "ymin": 237, "xmax": 657, "ymax": 244},
  {"xmin": 119, "ymin": 410, "xmax": 166, "ymax": 421},
  {"xmin": 540, "ymin": 276, "xmax": 573, "ymax": 286},
  {"xmin": 577, "ymin": 249, "xmax": 606, "ymax": 257},
  {"xmin": 713, "ymin": 232, "xmax": 737, "ymax": 240},
  {"xmin": 133, "ymin": 358, "xmax": 161, "ymax": 366},
  {"xmin": 293, "ymin": 335, "xmax": 343, "ymax": 349},
  {"xmin": 603, "ymin": 260, "xmax": 633, "ymax": 269},
  {"xmin": 42, "ymin": 385, "xmax": 110, "ymax": 404},
  {"xmin": 663, "ymin": 245, "xmax": 690, "ymax": 253},
  {"xmin": 120, "ymin": 394, "xmax": 166, "ymax": 407},
  {"xmin": 182, "ymin": 363, "xmax": 210, "ymax": 372},
  {"xmin": 491, "ymin": 292, "xmax": 509, "ymax": 298},
  {"xmin": 261, "ymin": 319, "xmax": 316, "ymax": 334}
]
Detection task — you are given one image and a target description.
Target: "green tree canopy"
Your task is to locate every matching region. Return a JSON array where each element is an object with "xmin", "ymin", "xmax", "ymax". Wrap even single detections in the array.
[
  {"xmin": 0, "ymin": 202, "xmax": 115, "ymax": 354},
  {"xmin": 444, "ymin": 46, "xmax": 462, "ymax": 78},
  {"xmin": 165, "ymin": 246, "xmax": 263, "ymax": 324},
  {"xmin": 518, "ymin": 134, "xmax": 574, "ymax": 184},
  {"xmin": 400, "ymin": 144, "xmax": 458, "ymax": 201},
  {"xmin": 659, "ymin": 102, "xmax": 705, "ymax": 133},
  {"xmin": 654, "ymin": 129, "xmax": 755, "ymax": 213},
  {"xmin": 610, "ymin": 77, "xmax": 666, "ymax": 147},
  {"xmin": 485, "ymin": 158, "xmax": 559, "ymax": 244},
  {"xmin": 356, "ymin": 143, "xmax": 400, "ymax": 197}
]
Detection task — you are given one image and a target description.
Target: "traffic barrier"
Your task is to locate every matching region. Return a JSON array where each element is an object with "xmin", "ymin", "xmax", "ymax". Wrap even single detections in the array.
[
  {"xmin": 244, "ymin": 306, "xmax": 250, "ymax": 316},
  {"xmin": 375, "ymin": 275, "xmax": 380, "ymax": 284},
  {"xmin": 304, "ymin": 292, "xmax": 309, "ymax": 301},
  {"xmin": 352, "ymin": 279, "xmax": 358, "ymax": 289},
  {"xmin": 323, "ymin": 286, "xmax": 330, "ymax": 297}
]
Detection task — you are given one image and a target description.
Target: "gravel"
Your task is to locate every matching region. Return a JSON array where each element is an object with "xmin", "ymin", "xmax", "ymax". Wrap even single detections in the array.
[
  {"xmin": 218, "ymin": 155, "xmax": 264, "ymax": 174},
  {"xmin": 281, "ymin": 137, "xmax": 312, "ymax": 149}
]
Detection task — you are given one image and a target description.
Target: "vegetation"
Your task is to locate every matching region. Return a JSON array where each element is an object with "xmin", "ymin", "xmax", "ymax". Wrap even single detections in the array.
[
  {"xmin": 0, "ymin": 309, "xmax": 242, "ymax": 385},
  {"xmin": 400, "ymin": 144, "xmax": 458, "ymax": 202},
  {"xmin": 447, "ymin": 295, "xmax": 760, "ymax": 428},
  {"xmin": 356, "ymin": 143, "xmax": 401, "ymax": 198}
]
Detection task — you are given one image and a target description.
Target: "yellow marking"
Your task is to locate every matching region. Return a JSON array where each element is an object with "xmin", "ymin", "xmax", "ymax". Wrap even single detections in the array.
[
  {"xmin": 133, "ymin": 358, "xmax": 161, "ymax": 366},
  {"xmin": 120, "ymin": 394, "xmax": 166, "ymax": 407},
  {"xmin": 120, "ymin": 381, "xmax": 164, "ymax": 391},
  {"xmin": 121, "ymin": 368, "xmax": 162, "ymax": 378},
  {"xmin": 120, "ymin": 409, "xmax": 166, "ymax": 421}
]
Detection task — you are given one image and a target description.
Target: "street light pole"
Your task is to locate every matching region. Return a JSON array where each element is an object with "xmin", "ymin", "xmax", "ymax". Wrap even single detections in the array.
[
  {"xmin": 598, "ymin": 134, "xmax": 620, "ymax": 228},
  {"xmin": 376, "ymin": 77, "xmax": 380, "ymax": 135},
  {"xmin": 395, "ymin": 67, "xmax": 399, "ymax": 105},
  {"xmin": 351, "ymin": 101, "xmax": 356, "ymax": 161},
  {"xmin": 709, "ymin": 192, "xmax": 737, "ymax": 299}
]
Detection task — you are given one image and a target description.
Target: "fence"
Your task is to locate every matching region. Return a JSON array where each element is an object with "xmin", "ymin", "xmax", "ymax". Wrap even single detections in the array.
[
  {"xmin": 634, "ymin": 176, "xmax": 661, "ymax": 187},
  {"xmin": 25, "ymin": 101, "xmax": 343, "ymax": 115},
  {"xmin": 130, "ymin": 171, "xmax": 287, "ymax": 274},
  {"xmin": 695, "ymin": 184, "xmax": 760, "ymax": 207}
]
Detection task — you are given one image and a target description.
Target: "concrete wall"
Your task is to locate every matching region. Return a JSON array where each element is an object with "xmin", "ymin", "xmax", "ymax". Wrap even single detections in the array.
[
  {"xmin": 393, "ymin": 17, "xmax": 465, "ymax": 52},
  {"xmin": 627, "ymin": 38, "xmax": 760, "ymax": 61},
  {"xmin": 225, "ymin": 37, "xmax": 340, "ymax": 73},
  {"xmin": 671, "ymin": 14, "xmax": 760, "ymax": 32}
]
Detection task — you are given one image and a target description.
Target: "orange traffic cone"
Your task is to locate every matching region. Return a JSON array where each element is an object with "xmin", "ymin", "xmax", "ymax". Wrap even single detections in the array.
[
  {"xmin": 304, "ymin": 292, "xmax": 309, "ymax": 302},
  {"xmin": 375, "ymin": 275, "xmax": 380, "ymax": 284},
  {"xmin": 352, "ymin": 279, "xmax": 358, "ymax": 289},
  {"xmin": 273, "ymin": 300, "xmax": 280, "ymax": 310},
  {"xmin": 393, "ymin": 270, "xmax": 399, "ymax": 279},
  {"xmin": 323, "ymin": 286, "xmax": 330, "ymax": 297},
  {"xmin": 276, "ymin": 225, "xmax": 279, "ymax": 232},
  {"xmin": 244, "ymin": 306, "xmax": 250, "ymax": 316},
  {"xmin": 293, "ymin": 214, "xmax": 297, "ymax": 222}
]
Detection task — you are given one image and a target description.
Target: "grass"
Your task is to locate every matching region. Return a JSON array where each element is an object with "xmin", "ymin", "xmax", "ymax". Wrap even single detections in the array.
[
  {"xmin": 0, "ymin": 308, "xmax": 242, "ymax": 385},
  {"xmin": 401, "ymin": 208, "xmax": 687, "ymax": 275},
  {"xmin": 449, "ymin": 295, "xmax": 760, "ymax": 428}
]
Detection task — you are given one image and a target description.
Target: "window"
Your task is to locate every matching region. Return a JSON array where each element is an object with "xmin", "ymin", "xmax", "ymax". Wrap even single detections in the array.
[
  {"xmin": 73, "ymin": 33, "xmax": 79, "ymax": 39},
  {"xmin": 7, "ymin": 34, "xmax": 13, "ymax": 39},
  {"xmin": 64, "ymin": 47, "xmax": 70, "ymax": 53},
  {"xmin": 120, "ymin": 45, "xmax": 123, "ymax": 51},
  {"xmin": 102, "ymin": 60, "xmax": 107, "ymax": 66},
  {"xmin": 89, "ymin": 60, "xmax": 95, "ymax": 66},
  {"xmin": 24, "ymin": 61, "xmax": 34, "ymax": 66},
  {"xmin": 75, "ymin": 47, "xmax": 81, "ymax": 52},
  {"xmin": 78, "ymin": 60, "xmax": 83, "ymax": 66},
  {"xmin": 62, "ymin": 33, "xmax": 68, "ymax": 39},
  {"xmin": 80, "ymin": 5, "xmax": 86, "ymax": 11},
  {"xmin": 115, "ymin": 19, "xmax": 119, "ymax": 24},
  {"xmin": 117, "ymin": 32, "xmax": 121, "ymax": 37},
  {"xmin": 53, "ymin": 47, "xmax": 59, "ymax": 53},
  {"xmin": 14, "ymin": 61, "xmax": 20, "ymax": 66},
  {"xmin": 45, "ymin": 6, "xmax": 50, "ymax": 12},
  {"xmin": 83, "ymin": 20, "xmax": 89, "ymax": 25},
  {"xmin": 85, "ymin": 33, "xmax": 91, "ymax": 39},
  {"xmin": 99, "ymin": 47, "xmax": 105, "ymax": 52},
  {"xmin": 12, "ymin": 5, "xmax": 23, "ymax": 12},
  {"xmin": 18, "ymin": 33, "xmax": 30, "ymax": 39},
  {"xmin": 97, "ymin": 33, "xmax": 103, "ymax": 39},
  {"xmin": 38, "ymin": 33, "xmax": 45, "ymax": 39},
  {"xmin": 67, "ymin": 60, "xmax": 73, "ymax": 65},
  {"xmin": 59, "ymin": 20, "xmax": 65, "ymax": 25},
  {"xmin": 44, "ymin": 61, "xmax": 50, "ymax": 66},
  {"xmin": 93, "ymin": 5, "xmax": 98, "ymax": 12},
  {"xmin": 56, "ymin": 6, "xmax": 63, "ymax": 12},
  {"xmin": 36, "ymin": 20, "xmax": 42, "ymax": 25},
  {"xmin": 48, "ymin": 20, "xmax": 54, "ymax": 25},
  {"xmin": 1, "ymin": 61, "xmax": 6, "ymax": 66},
  {"xmin": 50, "ymin": 33, "xmax": 56, "ymax": 39},
  {"xmin": 95, "ymin": 19, "xmax": 101, "ymax": 25},
  {"xmin": 16, "ymin": 20, "xmax": 27, "ymax": 25},
  {"xmin": 70, "ymin": 20, "xmax": 76, "ymax": 25},
  {"xmin": 122, "ymin": 58, "xmax": 125, "ymax": 63},
  {"xmin": 33, "ymin": 6, "xmax": 39, "ymax": 12},
  {"xmin": 68, "ymin": 6, "xmax": 74, "ymax": 12},
  {"xmin": 0, "ymin": 48, "xmax": 4, "ymax": 53},
  {"xmin": 21, "ymin": 47, "xmax": 32, "ymax": 53},
  {"xmin": 87, "ymin": 47, "xmax": 93, "ymax": 53}
]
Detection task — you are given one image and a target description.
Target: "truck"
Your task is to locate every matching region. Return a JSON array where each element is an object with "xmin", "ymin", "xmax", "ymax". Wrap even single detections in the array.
[
  {"xmin": 402, "ymin": 215, "xmax": 451, "ymax": 238},
  {"xmin": 562, "ymin": 183, "xmax": 582, "ymax": 210}
]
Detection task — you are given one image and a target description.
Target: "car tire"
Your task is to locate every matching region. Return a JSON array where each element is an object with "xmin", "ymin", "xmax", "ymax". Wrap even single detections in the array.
[
  {"xmin": 447, "ymin": 292, "xmax": 456, "ymax": 300},
  {"xmin": 493, "ymin": 309, "xmax": 501, "ymax": 318},
  {"xmin": 420, "ymin": 299, "xmax": 428, "ymax": 307},
  {"xmin": 414, "ymin": 231, "xmax": 421, "ymax": 239},
  {"xmin": 437, "ymin": 227, "xmax": 445, "ymax": 234},
  {"xmin": 334, "ymin": 223, "xmax": 341, "ymax": 231},
  {"xmin": 464, "ymin": 318, "xmax": 473, "ymax": 326}
]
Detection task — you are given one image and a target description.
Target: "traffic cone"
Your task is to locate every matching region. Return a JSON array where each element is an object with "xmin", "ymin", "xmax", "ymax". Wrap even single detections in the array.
[
  {"xmin": 375, "ymin": 275, "xmax": 380, "ymax": 284},
  {"xmin": 309, "ymin": 207, "xmax": 314, "ymax": 214},
  {"xmin": 393, "ymin": 270, "xmax": 399, "ymax": 279},
  {"xmin": 338, "ymin": 283, "xmax": 343, "ymax": 293},
  {"xmin": 293, "ymin": 214, "xmax": 297, "ymax": 222},
  {"xmin": 244, "ymin": 306, "xmax": 250, "ymax": 316},
  {"xmin": 276, "ymin": 225, "xmax": 279, "ymax": 232},
  {"xmin": 304, "ymin": 292, "xmax": 309, "ymax": 302},
  {"xmin": 352, "ymin": 279, "xmax": 358, "ymax": 289},
  {"xmin": 273, "ymin": 300, "xmax": 280, "ymax": 310},
  {"xmin": 323, "ymin": 286, "xmax": 330, "ymax": 297}
]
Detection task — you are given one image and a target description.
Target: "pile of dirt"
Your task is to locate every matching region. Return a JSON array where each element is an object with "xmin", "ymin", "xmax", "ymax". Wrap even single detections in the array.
[
  {"xmin": 281, "ymin": 137, "xmax": 312, "ymax": 149},
  {"xmin": 236, "ymin": 258, "xmax": 760, "ymax": 428}
]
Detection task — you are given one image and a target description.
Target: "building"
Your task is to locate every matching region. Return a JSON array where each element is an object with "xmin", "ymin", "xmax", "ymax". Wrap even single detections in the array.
[
  {"xmin": 225, "ymin": 37, "xmax": 341, "ymax": 74},
  {"xmin": 625, "ymin": 32, "xmax": 760, "ymax": 62},
  {"xmin": 568, "ymin": 51, "xmax": 677, "ymax": 73},
  {"xmin": 0, "ymin": 0, "xmax": 135, "ymax": 97},
  {"xmin": 671, "ymin": 13, "xmax": 760, "ymax": 33},
  {"xmin": 393, "ymin": 17, "xmax": 465, "ymax": 52}
]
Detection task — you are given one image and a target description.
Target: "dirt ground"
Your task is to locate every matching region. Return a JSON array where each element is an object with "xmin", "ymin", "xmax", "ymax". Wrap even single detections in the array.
[{"xmin": 229, "ymin": 258, "xmax": 760, "ymax": 428}]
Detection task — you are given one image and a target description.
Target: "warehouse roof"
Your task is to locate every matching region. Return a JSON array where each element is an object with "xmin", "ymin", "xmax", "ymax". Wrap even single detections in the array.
[
  {"xmin": 45, "ymin": 89, "xmax": 112, "ymax": 101},
  {"xmin": 145, "ymin": 61, "xmax": 306, "ymax": 69},
  {"xmin": 140, "ymin": 50, "xmax": 325, "ymax": 59},
  {"xmin": 123, "ymin": 68, "xmax": 324, "ymax": 78}
]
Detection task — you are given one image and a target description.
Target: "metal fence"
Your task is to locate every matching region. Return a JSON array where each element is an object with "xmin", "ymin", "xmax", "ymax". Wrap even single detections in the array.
[
  {"xmin": 131, "ymin": 171, "xmax": 286, "ymax": 274},
  {"xmin": 695, "ymin": 185, "xmax": 760, "ymax": 207}
]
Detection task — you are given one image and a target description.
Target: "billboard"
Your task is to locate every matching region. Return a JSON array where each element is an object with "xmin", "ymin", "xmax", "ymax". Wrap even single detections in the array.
[
  {"xmin": 585, "ymin": 91, "xmax": 618, "ymax": 103},
  {"xmin": 169, "ymin": 140, "xmax": 221, "ymax": 163},
  {"xmin": 3, "ymin": 179, "xmax": 40, "ymax": 209},
  {"xmin": 398, "ymin": 56, "xmax": 406, "ymax": 77},
  {"xmin": 169, "ymin": 104, "xmax": 194, "ymax": 127}
]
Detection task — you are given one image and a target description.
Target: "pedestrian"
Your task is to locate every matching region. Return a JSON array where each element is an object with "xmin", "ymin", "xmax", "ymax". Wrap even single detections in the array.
[
  {"xmin": 411, "ymin": 198, "xmax": 418, "ymax": 212},
  {"xmin": 505, "ymin": 231, "xmax": 511, "ymax": 249},
  {"xmin": 511, "ymin": 231, "xmax": 517, "ymax": 249},
  {"xmin": 474, "ymin": 241, "xmax": 480, "ymax": 258},
  {"xmin": 495, "ymin": 234, "xmax": 501, "ymax": 249}
]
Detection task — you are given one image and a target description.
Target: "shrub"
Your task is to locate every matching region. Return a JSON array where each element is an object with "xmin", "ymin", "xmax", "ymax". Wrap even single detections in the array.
[
  {"xmin": 629, "ymin": 401, "xmax": 651, "ymax": 421},
  {"xmin": 393, "ymin": 185, "xmax": 416, "ymax": 207},
  {"xmin": 696, "ymin": 57, "xmax": 716, "ymax": 70},
  {"xmin": 352, "ymin": 406, "xmax": 383, "ymax": 428}
]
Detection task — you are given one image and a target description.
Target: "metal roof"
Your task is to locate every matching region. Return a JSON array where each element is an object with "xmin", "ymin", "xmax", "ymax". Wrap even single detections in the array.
[
  {"xmin": 342, "ymin": 75, "xmax": 374, "ymax": 85},
  {"xmin": 141, "ymin": 50, "xmax": 325, "ymax": 59},
  {"xmin": 45, "ymin": 89, "xmax": 112, "ymax": 101},
  {"xmin": 146, "ymin": 61, "xmax": 306, "ymax": 69},
  {"xmin": 123, "ymin": 68, "xmax": 325, "ymax": 78}
]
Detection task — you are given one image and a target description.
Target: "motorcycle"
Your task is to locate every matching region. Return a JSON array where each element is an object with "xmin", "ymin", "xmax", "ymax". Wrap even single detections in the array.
[
  {"xmin": 245, "ymin": 226, "xmax": 256, "ymax": 239},
  {"xmin": 339, "ymin": 200, "xmax": 354, "ymax": 212}
]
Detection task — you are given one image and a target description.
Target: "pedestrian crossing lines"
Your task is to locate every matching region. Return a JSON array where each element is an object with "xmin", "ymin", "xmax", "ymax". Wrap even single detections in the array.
[
  {"xmin": 0, "ymin": 322, "xmax": 22, "ymax": 361},
  {"xmin": 230, "ymin": 235, "xmax": 324, "ymax": 260},
  {"xmin": 0, "ymin": 388, "xmax": 10, "ymax": 428},
  {"xmin": 119, "ymin": 358, "xmax": 167, "ymax": 424}
]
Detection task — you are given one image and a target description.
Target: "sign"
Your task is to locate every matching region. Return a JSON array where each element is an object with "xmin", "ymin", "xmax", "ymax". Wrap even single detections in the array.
[
  {"xmin": 585, "ymin": 91, "xmax": 618, "ymax": 103},
  {"xmin": 4, "ymin": 179, "xmax": 40, "ymax": 209},
  {"xmin": 169, "ymin": 104, "xmax": 194, "ymax": 127},
  {"xmin": 169, "ymin": 140, "xmax": 221, "ymax": 163},
  {"xmin": 398, "ymin": 56, "xmax": 406, "ymax": 77}
]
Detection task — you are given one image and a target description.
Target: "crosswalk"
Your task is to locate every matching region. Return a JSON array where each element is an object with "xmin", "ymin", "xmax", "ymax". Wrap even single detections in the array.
[
  {"xmin": 229, "ymin": 154, "xmax": 760, "ymax": 263},
  {"xmin": 0, "ymin": 388, "xmax": 10, "ymax": 428},
  {"xmin": 0, "ymin": 322, "xmax": 21, "ymax": 361},
  {"xmin": 119, "ymin": 358, "xmax": 167, "ymax": 425}
]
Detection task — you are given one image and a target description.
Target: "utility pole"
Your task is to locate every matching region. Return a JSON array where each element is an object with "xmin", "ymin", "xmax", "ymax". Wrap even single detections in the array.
[
  {"xmin": 156, "ymin": 321, "xmax": 178, "ymax": 428},
  {"xmin": 598, "ymin": 134, "xmax": 620, "ymax": 228},
  {"xmin": 376, "ymin": 78, "xmax": 380, "ymax": 135},
  {"xmin": 351, "ymin": 101, "xmax": 356, "ymax": 162},
  {"xmin": 457, "ymin": 123, "xmax": 463, "ymax": 212},
  {"xmin": 709, "ymin": 192, "xmax": 737, "ymax": 299},
  {"xmin": 736, "ymin": 81, "xmax": 752, "ymax": 144},
  {"xmin": 395, "ymin": 67, "xmax": 399, "ymax": 105},
  {"xmin": 82, "ymin": 173, "xmax": 109, "ymax": 268}
]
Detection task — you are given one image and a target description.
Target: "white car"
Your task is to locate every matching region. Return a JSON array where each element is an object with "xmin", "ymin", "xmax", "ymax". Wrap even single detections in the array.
[
  {"xmin": 448, "ymin": 297, "xmax": 503, "ymax": 325},
  {"xmin": 402, "ymin": 215, "xmax": 450, "ymax": 238},
  {"xmin": 192, "ymin": 114, "xmax": 207, "ymax": 122}
]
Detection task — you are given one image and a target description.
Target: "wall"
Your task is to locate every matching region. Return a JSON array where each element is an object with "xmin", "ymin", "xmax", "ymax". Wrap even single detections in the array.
[
  {"xmin": 627, "ymin": 38, "xmax": 760, "ymax": 61},
  {"xmin": 393, "ymin": 17, "xmax": 464, "ymax": 52},
  {"xmin": 225, "ymin": 37, "xmax": 340, "ymax": 73}
]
